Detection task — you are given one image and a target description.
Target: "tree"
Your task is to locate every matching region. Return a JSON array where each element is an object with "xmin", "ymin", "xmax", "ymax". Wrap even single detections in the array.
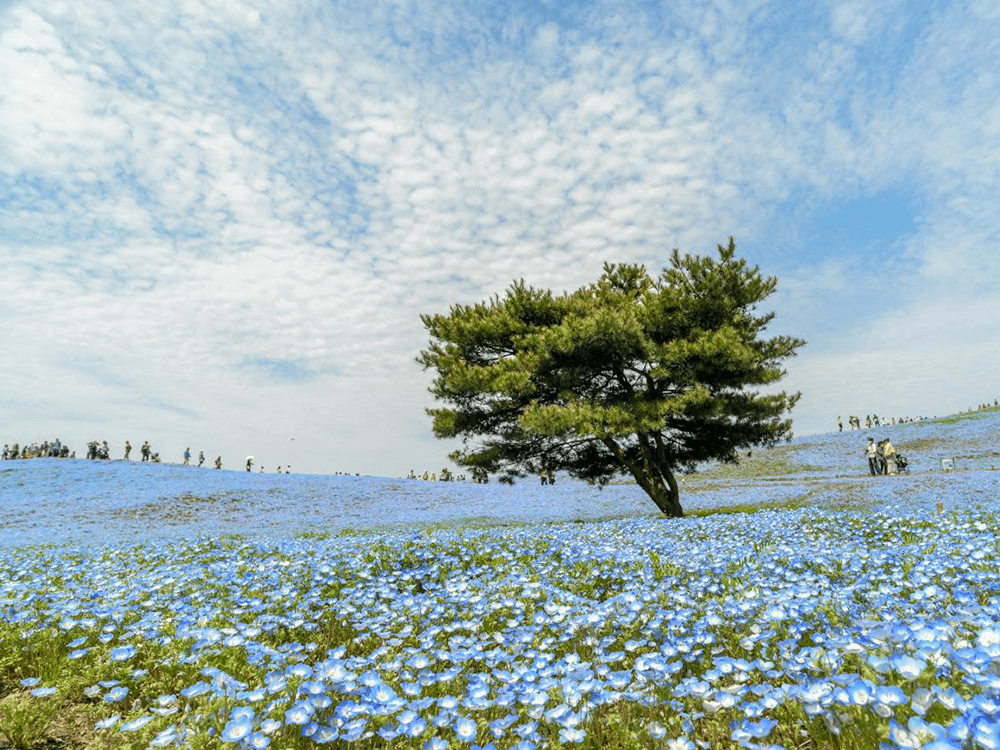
[{"xmin": 417, "ymin": 239, "xmax": 805, "ymax": 517}]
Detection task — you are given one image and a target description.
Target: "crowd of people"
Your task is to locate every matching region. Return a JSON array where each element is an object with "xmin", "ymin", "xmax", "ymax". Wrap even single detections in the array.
[
  {"xmin": 407, "ymin": 467, "xmax": 489, "ymax": 482},
  {"xmin": 839, "ymin": 414, "xmax": 925, "ymax": 431},
  {"xmin": 839, "ymin": 398, "xmax": 998, "ymax": 433},
  {"xmin": 2, "ymin": 439, "xmax": 72, "ymax": 460},
  {"xmin": 0, "ymin": 438, "xmax": 285, "ymax": 474}
]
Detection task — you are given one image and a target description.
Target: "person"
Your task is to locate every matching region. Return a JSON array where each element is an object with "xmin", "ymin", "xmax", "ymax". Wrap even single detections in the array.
[
  {"xmin": 540, "ymin": 470, "xmax": 548, "ymax": 485},
  {"xmin": 866, "ymin": 415, "xmax": 872, "ymax": 429},
  {"xmin": 214, "ymin": 455, "xmax": 222, "ymax": 470},
  {"xmin": 2, "ymin": 445, "xmax": 7, "ymax": 460},
  {"xmin": 246, "ymin": 457, "xmax": 253, "ymax": 472},
  {"xmin": 865, "ymin": 438, "xmax": 878, "ymax": 476},
  {"xmin": 197, "ymin": 450, "xmax": 205, "ymax": 467},
  {"xmin": 876, "ymin": 440, "xmax": 887, "ymax": 475},
  {"xmin": 547, "ymin": 470, "xmax": 555, "ymax": 485},
  {"xmin": 141, "ymin": 441, "xmax": 150, "ymax": 461},
  {"xmin": 884, "ymin": 439, "xmax": 898, "ymax": 475},
  {"xmin": 838, "ymin": 416, "xmax": 843, "ymax": 432},
  {"xmin": 124, "ymin": 441, "xmax": 132, "ymax": 460},
  {"xmin": 183, "ymin": 448, "xmax": 191, "ymax": 466}
]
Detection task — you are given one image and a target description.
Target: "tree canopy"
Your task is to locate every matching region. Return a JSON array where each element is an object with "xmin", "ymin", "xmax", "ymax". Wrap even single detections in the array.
[{"xmin": 417, "ymin": 239, "xmax": 805, "ymax": 517}]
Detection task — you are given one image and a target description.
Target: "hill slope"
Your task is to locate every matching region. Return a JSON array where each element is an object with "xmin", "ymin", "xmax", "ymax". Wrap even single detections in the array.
[{"xmin": 1, "ymin": 408, "xmax": 998, "ymax": 547}]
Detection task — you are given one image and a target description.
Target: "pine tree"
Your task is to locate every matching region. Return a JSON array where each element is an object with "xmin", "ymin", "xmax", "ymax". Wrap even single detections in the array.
[{"xmin": 418, "ymin": 239, "xmax": 805, "ymax": 517}]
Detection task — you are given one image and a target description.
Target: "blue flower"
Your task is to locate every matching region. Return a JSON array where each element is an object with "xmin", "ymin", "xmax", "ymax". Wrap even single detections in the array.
[
  {"xmin": 221, "ymin": 718, "xmax": 253, "ymax": 742},
  {"xmin": 95, "ymin": 715, "xmax": 120, "ymax": 730},
  {"xmin": 454, "ymin": 716, "xmax": 477, "ymax": 742},
  {"xmin": 120, "ymin": 715, "xmax": 154, "ymax": 732},
  {"xmin": 104, "ymin": 686, "xmax": 128, "ymax": 703}
]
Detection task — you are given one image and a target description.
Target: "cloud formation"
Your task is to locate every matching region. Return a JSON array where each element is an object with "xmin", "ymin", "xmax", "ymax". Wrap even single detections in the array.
[{"xmin": 2, "ymin": 0, "xmax": 998, "ymax": 473}]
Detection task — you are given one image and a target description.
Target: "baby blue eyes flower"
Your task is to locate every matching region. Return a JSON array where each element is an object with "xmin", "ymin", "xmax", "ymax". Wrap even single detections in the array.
[
  {"xmin": 110, "ymin": 645, "xmax": 136, "ymax": 662},
  {"xmin": 30, "ymin": 687, "xmax": 56, "ymax": 697},
  {"xmin": 285, "ymin": 701, "xmax": 313, "ymax": 725},
  {"xmin": 19, "ymin": 677, "xmax": 40, "ymax": 687},
  {"xmin": 104, "ymin": 686, "xmax": 128, "ymax": 702},
  {"xmin": 95, "ymin": 715, "xmax": 120, "ymax": 730},
  {"xmin": 246, "ymin": 732, "xmax": 271, "ymax": 749},
  {"xmin": 890, "ymin": 654, "xmax": 927, "ymax": 680},
  {"xmin": 666, "ymin": 739, "xmax": 696, "ymax": 750},
  {"xmin": 180, "ymin": 681, "xmax": 211, "ymax": 698},
  {"xmin": 559, "ymin": 727, "xmax": 586, "ymax": 743},
  {"xmin": 647, "ymin": 721, "xmax": 666, "ymax": 739},
  {"xmin": 425, "ymin": 738, "xmax": 449, "ymax": 750},
  {"xmin": 149, "ymin": 725, "xmax": 182, "ymax": 747},
  {"xmin": 875, "ymin": 685, "xmax": 908, "ymax": 706},
  {"xmin": 260, "ymin": 718, "xmax": 282, "ymax": 735},
  {"xmin": 120, "ymin": 715, "xmax": 154, "ymax": 732},
  {"xmin": 221, "ymin": 717, "xmax": 253, "ymax": 742},
  {"xmin": 454, "ymin": 716, "xmax": 477, "ymax": 742}
]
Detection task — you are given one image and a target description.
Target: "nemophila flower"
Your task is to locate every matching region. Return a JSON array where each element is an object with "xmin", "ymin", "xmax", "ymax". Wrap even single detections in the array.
[
  {"xmin": 95, "ymin": 715, "xmax": 120, "ymax": 730},
  {"xmin": 379, "ymin": 725, "xmax": 401, "ymax": 741},
  {"xmin": 120, "ymin": 714, "xmax": 154, "ymax": 732},
  {"xmin": 454, "ymin": 716, "xmax": 477, "ymax": 742},
  {"xmin": 149, "ymin": 724, "xmax": 182, "ymax": 748},
  {"xmin": 559, "ymin": 726, "xmax": 586, "ymax": 743},
  {"xmin": 104, "ymin": 686, "xmax": 128, "ymax": 703},
  {"xmin": 110, "ymin": 645, "xmax": 136, "ymax": 662},
  {"xmin": 890, "ymin": 654, "xmax": 927, "ymax": 680},
  {"xmin": 68, "ymin": 648, "xmax": 89, "ymax": 659},
  {"xmin": 222, "ymin": 717, "xmax": 253, "ymax": 742},
  {"xmin": 973, "ymin": 720, "xmax": 1000, "ymax": 750},
  {"xmin": 246, "ymin": 732, "xmax": 271, "ymax": 749},
  {"xmin": 666, "ymin": 739, "xmax": 695, "ymax": 750},
  {"xmin": 647, "ymin": 721, "xmax": 666, "ymax": 740},
  {"xmin": 312, "ymin": 725, "xmax": 339, "ymax": 743},
  {"xmin": 923, "ymin": 741, "xmax": 962, "ymax": 750},
  {"xmin": 340, "ymin": 718, "xmax": 368, "ymax": 741},
  {"xmin": 180, "ymin": 681, "xmax": 211, "ymax": 698},
  {"xmin": 260, "ymin": 718, "xmax": 282, "ymax": 735},
  {"xmin": 425, "ymin": 738, "xmax": 449, "ymax": 750},
  {"xmin": 19, "ymin": 677, "xmax": 40, "ymax": 687},
  {"xmin": 285, "ymin": 701, "xmax": 313, "ymax": 726},
  {"xmin": 30, "ymin": 686, "xmax": 56, "ymax": 697}
]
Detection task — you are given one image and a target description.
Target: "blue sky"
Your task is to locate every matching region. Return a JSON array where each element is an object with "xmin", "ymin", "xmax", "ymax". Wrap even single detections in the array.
[{"xmin": 2, "ymin": 0, "xmax": 998, "ymax": 476}]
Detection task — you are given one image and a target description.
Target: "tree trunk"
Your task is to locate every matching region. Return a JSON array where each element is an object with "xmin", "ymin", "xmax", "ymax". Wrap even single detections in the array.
[
  {"xmin": 645, "ymin": 469, "xmax": 684, "ymax": 518},
  {"xmin": 600, "ymin": 435, "xmax": 685, "ymax": 518}
]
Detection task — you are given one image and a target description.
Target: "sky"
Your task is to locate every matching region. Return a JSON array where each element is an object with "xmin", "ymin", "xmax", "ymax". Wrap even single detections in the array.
[{"xmin": 2, "ymin": 0, "xmax": 998, "ymax": 477}]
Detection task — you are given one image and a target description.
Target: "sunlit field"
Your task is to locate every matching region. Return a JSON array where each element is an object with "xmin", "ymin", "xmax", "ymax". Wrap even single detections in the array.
[{"xmin": 2, "ymin": 410, "xmax": 999, "ymax": 750}]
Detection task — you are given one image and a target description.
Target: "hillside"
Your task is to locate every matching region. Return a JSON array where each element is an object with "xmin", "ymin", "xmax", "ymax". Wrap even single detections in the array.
[{"xmin": 1, "ymin": 407, "xmax": 998, "ymax": 548}]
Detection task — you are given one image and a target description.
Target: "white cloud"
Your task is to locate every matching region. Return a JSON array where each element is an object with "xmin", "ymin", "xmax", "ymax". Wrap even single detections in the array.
[{"xmin": 1, "ymin": 0, "xmax": 998, "ymax": 474}]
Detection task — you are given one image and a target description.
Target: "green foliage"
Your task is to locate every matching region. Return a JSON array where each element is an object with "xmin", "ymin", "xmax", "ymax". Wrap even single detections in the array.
[
  {"xmin": 419, "ymin": 238, "xmax": 804, "ymax": 516},
  {"xmin": 0, "ymin": 693, "xmax": 60, "ymax": 749}
]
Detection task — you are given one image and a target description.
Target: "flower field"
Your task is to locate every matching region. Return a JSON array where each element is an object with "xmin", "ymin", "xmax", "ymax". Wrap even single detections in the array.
[{"xmin": 2, "ymin": 410, "xmax": 999, "ymax": 749}]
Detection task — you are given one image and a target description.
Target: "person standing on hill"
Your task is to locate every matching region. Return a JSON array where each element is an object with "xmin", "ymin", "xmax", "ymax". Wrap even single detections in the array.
[
  {"xmin": 183, "ymin": 447, "xmax": 191, "ymax": 466},
  {"xmin": 838, "ymin": 416, "xmax": 843, "ymax": 432},
  {"xmin": 876, "ymin": 440, "xmax": 887, "ymax": 475},
  {"xmin": 197, "ymin": 450, "xmax": 205, "ymax": 467},
  {"xmin": 214, "ymin": 455, "xmax": 222, "ymax": 469},
  {"xmin": 884, "ymin": 439, "xmax": 898, "ymax": 475},
  {"xmin": 124, "ymin": 441, "xmax": 132, "ymax": 460},
  {"xmin": 865, "ymin": 438, "xmax": 878, "ymax": 476}
]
